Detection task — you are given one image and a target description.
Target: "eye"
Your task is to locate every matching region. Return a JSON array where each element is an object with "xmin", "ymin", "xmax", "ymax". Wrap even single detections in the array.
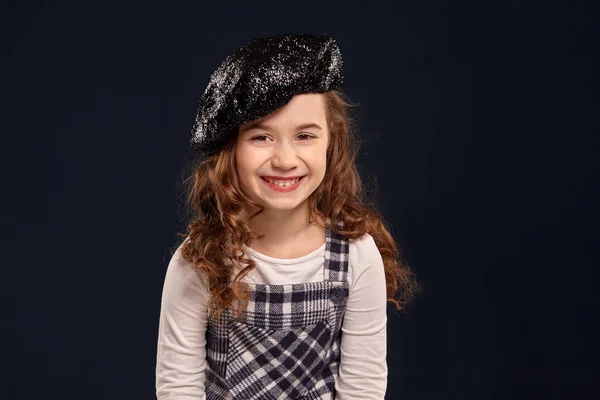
[
  {"xmin": 297, "ymin": 133, "xmax": 315, "ymax": 141},
  {"xmin": 249, "ymin": 133, "xmax": 315, "ymax": 142},
  {"xmin": 250, "ymin": 135, "xmax": 270, "ymax": 142}
]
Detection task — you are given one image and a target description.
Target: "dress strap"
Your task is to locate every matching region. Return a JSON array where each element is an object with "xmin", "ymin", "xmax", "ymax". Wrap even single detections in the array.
[{"xmin": 323, "ymin": 217, "xmax": 349, "ymax": 282}]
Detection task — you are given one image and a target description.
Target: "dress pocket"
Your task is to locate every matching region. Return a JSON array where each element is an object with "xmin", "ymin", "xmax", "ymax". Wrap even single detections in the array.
[{"xmin": 225, "ymin": 319, "xmax": 333, "ymax": 400}]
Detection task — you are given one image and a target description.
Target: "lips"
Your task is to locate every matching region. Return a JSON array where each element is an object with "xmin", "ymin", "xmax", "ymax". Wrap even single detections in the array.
[
  {"xmin": 260, "ymin": 176, "xmax": 305, "ymax": 183},
  {"xmin": 261, "ymin": 175, "xmax": 305, "ymax": 192},
  {"xmin": 261, "ymin": 176, "xmax": 305, "ymax": 180}
]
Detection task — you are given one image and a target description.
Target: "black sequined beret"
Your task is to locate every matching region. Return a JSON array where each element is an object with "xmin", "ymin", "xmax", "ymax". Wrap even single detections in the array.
[{"xmin": 190, "ymin": 32, "xmax": 344, "ymax": 156}]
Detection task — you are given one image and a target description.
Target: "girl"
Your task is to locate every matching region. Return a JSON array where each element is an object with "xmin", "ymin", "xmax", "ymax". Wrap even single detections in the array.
[{"xmin": 156, "ymin": 33, "xmax": 419, "ymax": 399}]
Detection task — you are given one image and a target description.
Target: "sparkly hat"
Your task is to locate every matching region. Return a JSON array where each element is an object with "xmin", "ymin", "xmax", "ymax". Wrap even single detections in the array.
[{"xmin": 189, "ymin": 32, "xmax": 344, "ymax": 156}]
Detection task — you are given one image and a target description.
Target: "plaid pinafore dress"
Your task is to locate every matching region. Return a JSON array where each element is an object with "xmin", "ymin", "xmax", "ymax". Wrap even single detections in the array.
[{"xmin": 204, "ymin": 218, "xmax": 349, "ymax": 400}]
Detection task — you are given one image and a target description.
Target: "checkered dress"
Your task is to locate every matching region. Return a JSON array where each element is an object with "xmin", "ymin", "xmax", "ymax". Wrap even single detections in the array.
[{"xmin": 204, "ymin": 218, "xmax": 349, "ymax": 400}]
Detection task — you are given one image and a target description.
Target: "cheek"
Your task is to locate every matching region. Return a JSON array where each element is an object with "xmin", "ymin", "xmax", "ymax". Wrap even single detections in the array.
[
  {"xmin": 235, "ymin": 149, "xmax": 254, "ymax": 174},
  {"xmin": 236, "ymin": 154, "xmax": 265, "ymax": 190},
  {"xmin": 310, "ymin": 156, "xmax": 328, "ymax": 180},
  {"xmin": 234, "ymin": 155, "xmax": 251, "ymax": 187}
]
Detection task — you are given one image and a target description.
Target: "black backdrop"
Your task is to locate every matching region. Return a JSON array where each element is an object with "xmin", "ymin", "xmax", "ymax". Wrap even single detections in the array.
[{"xmin": 6, "ymin": 1, "xmax": 598, "ymax": 399}]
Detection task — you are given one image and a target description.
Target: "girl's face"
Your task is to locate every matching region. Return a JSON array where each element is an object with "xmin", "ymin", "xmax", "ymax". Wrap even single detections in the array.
[{"xmin": 235, "ymin": 93, "xmax": 329, "ymax": 215}]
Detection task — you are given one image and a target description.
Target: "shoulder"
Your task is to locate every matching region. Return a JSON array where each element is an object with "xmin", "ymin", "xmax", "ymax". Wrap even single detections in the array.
[
  {"xmin": 162, "ymin": 238, "xmax": 209, "ymax": 298},
  {"xmin": 347, "ymin": 233, "xmax": 385, "ymax": 284},
  {"xmin": 348, "ymin": 232, "xmax": 383, "ymax": 267},
  {"xmin": 167, "ymin": 238, "xmax": 194, "ymax": 272}
]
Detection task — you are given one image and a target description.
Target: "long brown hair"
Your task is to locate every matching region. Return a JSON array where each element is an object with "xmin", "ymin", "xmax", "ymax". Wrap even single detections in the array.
[{"xmin": 174, "ymin": 89, "xmax": 419, "ymax": 318}]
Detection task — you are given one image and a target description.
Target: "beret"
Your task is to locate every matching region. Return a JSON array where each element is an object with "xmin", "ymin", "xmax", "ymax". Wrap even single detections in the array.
[{"xmin": 190, "ymin": 32, "xmax": 344, "ymax": 156}]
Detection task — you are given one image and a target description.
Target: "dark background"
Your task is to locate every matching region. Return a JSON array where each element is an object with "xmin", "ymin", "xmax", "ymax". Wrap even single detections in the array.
[{"xmin": 6, "ymin": 0, "xmax": 598, "ymax": 399}]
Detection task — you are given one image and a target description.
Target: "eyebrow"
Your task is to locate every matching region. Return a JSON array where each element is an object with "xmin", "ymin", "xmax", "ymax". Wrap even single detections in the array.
[{"xmin": 240, "ymin": 122, "xmax": 323, "ymax": 133}]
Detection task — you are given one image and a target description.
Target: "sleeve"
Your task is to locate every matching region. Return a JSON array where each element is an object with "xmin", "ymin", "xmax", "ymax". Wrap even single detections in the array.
[
  {"xmin": 335, "ymin": 236, "xmax": 388, "ymax": 399},
  {"xmin": 156, "ymin": 243, "xmax": 210, "ymax": 399}
]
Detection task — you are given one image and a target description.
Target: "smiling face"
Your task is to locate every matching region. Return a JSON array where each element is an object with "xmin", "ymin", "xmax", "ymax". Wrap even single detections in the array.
[{"xmin": 235, "ymin": 93, "xmax": 330, "ymax": 216}]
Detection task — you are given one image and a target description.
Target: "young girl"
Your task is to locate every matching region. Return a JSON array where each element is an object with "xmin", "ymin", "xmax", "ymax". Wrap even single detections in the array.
[{"xmin": 156, "ymin": 32, "xmax": 418, "ymax": 400}]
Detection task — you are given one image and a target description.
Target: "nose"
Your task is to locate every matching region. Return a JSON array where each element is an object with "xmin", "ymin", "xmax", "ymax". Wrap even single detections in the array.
[{"xmin": 271, "ymin": 141, "xmax": 299, "ymax": 169}]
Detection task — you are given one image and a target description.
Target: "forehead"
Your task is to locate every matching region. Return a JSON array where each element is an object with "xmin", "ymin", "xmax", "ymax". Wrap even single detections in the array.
[{"xmin": 239, "ymin": 93, "xmax": 327, "ymax": 131}]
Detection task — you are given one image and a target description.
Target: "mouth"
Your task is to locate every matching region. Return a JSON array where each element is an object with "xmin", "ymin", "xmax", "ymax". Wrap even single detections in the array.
[
  {"xmin": 260, "ymin": 175, "xmax": 306, "ymax": 191},
  {"xmin": 261, "ymin": 175, "xmax": 305, "ymax": 182}
]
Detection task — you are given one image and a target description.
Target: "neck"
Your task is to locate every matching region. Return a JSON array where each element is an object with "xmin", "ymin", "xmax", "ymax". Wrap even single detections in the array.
[{"xmin": 240, "ymin": 204, "xmax": 324, "ymax": 247}]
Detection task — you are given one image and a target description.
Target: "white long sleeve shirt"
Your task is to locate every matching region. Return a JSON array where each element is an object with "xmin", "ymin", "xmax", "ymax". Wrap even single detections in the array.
[{"xmin": 156, "ymin": 232, "xmax": 388, "ymax": 399}]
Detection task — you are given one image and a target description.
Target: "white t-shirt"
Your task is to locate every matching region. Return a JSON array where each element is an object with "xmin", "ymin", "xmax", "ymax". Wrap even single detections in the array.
[{"xmin": 156, "ymin": 232, "xmax": 388, "ymax": 399}]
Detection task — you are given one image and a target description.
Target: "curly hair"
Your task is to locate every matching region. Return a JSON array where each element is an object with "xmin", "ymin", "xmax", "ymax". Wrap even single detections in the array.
[{"xmin": 173, "ymin": 89, "xmax": 420, "ymax": 319}]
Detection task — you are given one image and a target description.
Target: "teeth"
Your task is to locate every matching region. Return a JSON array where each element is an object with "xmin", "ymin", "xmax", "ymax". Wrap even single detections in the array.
[{"xmin": 265, "ymin": 178, "xmax": 300, "ymax": 187}]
